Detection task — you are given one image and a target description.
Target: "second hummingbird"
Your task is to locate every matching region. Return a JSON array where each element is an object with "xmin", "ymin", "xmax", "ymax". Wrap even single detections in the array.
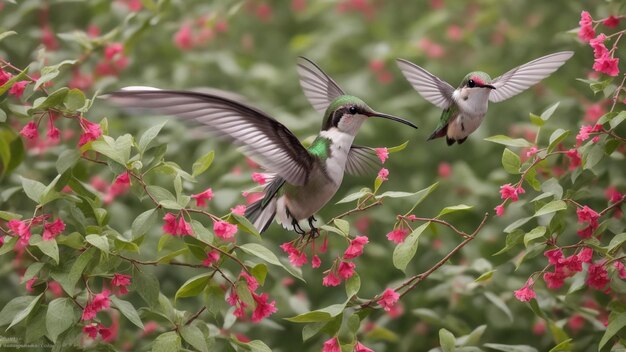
[{"xmin": 397, "ymin": 51, "xmax": 573, "ymax": 145}]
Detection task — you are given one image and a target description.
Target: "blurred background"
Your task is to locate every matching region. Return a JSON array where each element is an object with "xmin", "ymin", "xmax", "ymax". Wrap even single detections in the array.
[{"xmin": 1, "ymin": 0, "xmax": 623, "ymax": 351}]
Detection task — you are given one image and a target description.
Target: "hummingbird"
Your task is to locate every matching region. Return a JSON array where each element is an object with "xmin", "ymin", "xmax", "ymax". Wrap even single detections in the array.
[
  {"xmin": 396, "ymin": 51, "xmax": 573, "ymax": 145},
  {"xmin": 106, "ymin": 57, "xmax": 417, "ymax": 235}
]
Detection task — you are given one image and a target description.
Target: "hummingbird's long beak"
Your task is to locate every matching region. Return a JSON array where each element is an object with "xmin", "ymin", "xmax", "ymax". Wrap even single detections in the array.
[
  {"xmin": 370, "ymin": 111, "xmax": 418, "ymax": 129},
  {"xmin": 483, "ymin": 84, "xmax": 496, "ymax": 90}
]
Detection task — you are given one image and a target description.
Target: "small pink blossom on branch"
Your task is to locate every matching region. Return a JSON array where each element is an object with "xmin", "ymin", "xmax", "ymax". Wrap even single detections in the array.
[{"xmin": 514, "ymin": 278, "xmax": 536, "ymax": 302}]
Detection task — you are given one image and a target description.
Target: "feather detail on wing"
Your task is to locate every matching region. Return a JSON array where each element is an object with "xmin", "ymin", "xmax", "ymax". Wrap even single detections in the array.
[
  {"xmin": 296, "ymin": 57, "xmax": 345, "ymax": 114},
  {"xmin": 345, "ymin": 145, "xmax": 381, "ymax": 176},
  {"xmin": 489, "ymin": 51, "xmax": 574, "ymax": 103},
  {"xmin": 396, "ymin": 58, "xmax": 455, "ymax": 109},
  {"xmin": 106, "ymin": 88, "xmax": 314, "ymax": 186}
]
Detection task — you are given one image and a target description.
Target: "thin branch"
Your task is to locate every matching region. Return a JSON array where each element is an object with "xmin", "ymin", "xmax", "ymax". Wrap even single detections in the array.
[
  {"xmin": 402, "ymin": 215, "xmax": 469, "ymax": 238},
  {"xmin": 600, "ymin": 195, "xmax": 626, "ymax": 216}
]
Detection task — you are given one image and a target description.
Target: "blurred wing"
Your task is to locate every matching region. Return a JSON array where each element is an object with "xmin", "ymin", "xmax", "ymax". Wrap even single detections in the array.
[
  {"xmin": 489, "ymin": 51, "xmax": 574, "ymax": 103},
  {"xmin": 345, "ymin": 145, "xmax": 381, "ymax": 176},
  {"xmin": 107, "ymin": 88, "xmax": 314, "ymax": 186},
  {"xmin": 396, "ymin": 58, "xmax": 455, "ymax": 109},
  {"xmin": 296, "ymin": 57, "xmax": 345, "ymax": 114}
]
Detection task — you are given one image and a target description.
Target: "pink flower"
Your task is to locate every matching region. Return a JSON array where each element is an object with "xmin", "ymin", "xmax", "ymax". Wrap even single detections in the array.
[
  {"xmin": 8, "ymin": 219, "xmax": 32, "ymax": 245},
  {"xmin": 494, "ymin": 204, "xmax": 505, "ymax": 217},
  {"xmin": 375, "ymin": 148, "xmax": 389, "ymax": 163},
  {"xmin": 288, "ymin": 250, "xmax": 307, "ymax": 267},
  {"xmin": 213, "ymin": 220, "xmax": 237, "ymax": 239},
  {"xmin": 104, "ymin": 43, "xmax": 124, "ymax": 60},
  {"xmin": 499, "ymin": 184, "xmax": 524, "ymax": 202},
  {"xmin": 337, "ymin": 261, "xmax": 356, "ymax": 279},
  {"xmin": 576, "ymin": 124, "xmax": 602, "ymax": 143},
  {"xmin": 525, "ymin": 146, "xmax": 539, "ymax": 158},
  {"xmin": 603, "ymin": 16, "xmax": 620, "ymax": 28},
  {"xmin": 191, "ymin": 188, "xmax": 213, "ymax": 207},
  {"xmin": 83, "ymin": 324, "xmax": 99, "ymax": 339},
  {"xmin": 562, "ymin": 255, "xmax": 583, "ymax": 274},
  {"xmin": 568, "ymin": 314, "xmax": 585, "ymax": 333},
  {"xmin": 590, "ymin": 34, "xmax": 608, "ymax": 59},
  {"xmin": 43, "ymin": 218, "xmax": 65, "ymax": 240},
  {"xmin": 311, "ymin": 255, "xmax": 321, "ymax": 268},
  {"xmin": 20, "ymin": 121, "xmax": 39, "ymax": 140},
  {"xmin": 82, "ymin": 290, "xmax": 111, "ymax": 321},
  {"xmin": 98, "ymin": 324, "xmax": 115, "ymax": 341},
  {"xmin": 78, "ymin": 118, "xmax": 102, "ymax": 146},
  {"xmin": 177, "ymin": 217, "xmax": 193, "ymax": 235},
  {"xmin": 251, "ymin": 292, "xmax": 277, "ymax": 322},
  {"xmin": 377, "ymin": 168, "xmax": 389, "ymax": 181},
  {"xmin": 202, "ymin": 250, "xmax": 220, "ymax": 267},
  {"xmin": 111, "ymin": 273, "xmax": 131, "ymax": 295},
  {"xmin": 419, "ymin": 38, "xmax": 445, "ymax": 58},
  {"xmin": 577, "ymin": 224, "xmax": 595, "ymax": 239},
  {"xmin": 544, "ymin": 248, "xmax": 563, "ymax": 265},
  {"xmin": 377, "ymin": 288, "xmax": 399, "ymax": 312},
  {"xmin": 104, "ymin": 172, "xmax": 131, "ymax": 203},
  {"xmin": 605, "ymin": 186, "xmax": 623, "ymax": 203},
  {"xmin": 162, "ymin": 213, "xmax": 178, "ymax": 235},
  {"xmin": 343, "ymin": 235, "xmax": 369, "ymax": 259},
  {"xmin": 280, "ymin": 242, "xmax": 297, "ymax": 255},
  {"xmin": 319, "ymin": 236, "xmax": 328, "ymax": 253},
  {"xmin": 578, "ymin": 11, "xmax": 595, "ymax": 42},
  {"xmin": 174, "ymin": 23, "xmax": 193, "ymax": 50},
  {"xmin": 322, "ymin": 337, "xmax": 340, "ymax": 352},
  {"xmin": 47, "ymin": 125, "xmax": 60, "ymax": 141},
  {"xmin": 578, "ymin": 247, "xmax": 593, "ymax": 263},
  {"xmin": 322, "ymin": 271, "xmax": 341, "ymax": 287},
  {"xmin": 586, "ymin": 262, "xmax": 609, "ymax": 290},
  {"xmin": 0, "ymin": 68, "xmax": 12, "ymax": 85},
  {"xmin": 566, "ymin": 149, "xmax": 581, "ymax": 170},
  {"xmin": 354, "ymin": 342, "xmax": 374, "ymax": 352},
  {"xmin": 446, "ymin": 25, "xmax": 463, "ymax": 41},
  {"xmin": 386, "ymin": 228, "xmax": 409, "ymax": 244},
  {"xmin": 577, "ymin": 206, "xmax": 599, "ymax": 225},
  {"xmin": 438, "ymin": 162, "xmax": 452, "ymax": 178},
  {"xmin": 231, "ymin": 205, "xmax": 246, "ymax": 215},
  {"xmin": 8, "ymin": 80, "xmax": 29, "ymax": 98},
  {"xmin": 514, "ymin": 278, "xmax": 536, "ymax": 302},
  {"xmin": 593, "ymin": 54, "xmax": 620, "ymax": 76},
  {"xmin": 240, "ymin": 271, "xmax": 259, "ymax": 292},
  {"xmin": 543, "ymin": 271, "xmax": 565, "ymax": 289},
  {"xmin": 251, "ymin": 172, "xmax": 267, "ymax": 185},
  {"xmin": 26, "ymin": 276, "xmax": 37, "ymax": 292}
]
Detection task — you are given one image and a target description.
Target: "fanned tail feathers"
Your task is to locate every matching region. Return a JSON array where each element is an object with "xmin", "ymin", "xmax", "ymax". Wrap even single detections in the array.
[{"xmin": 244, "ymin": 176, "xmax": 285, "ymax": 233}]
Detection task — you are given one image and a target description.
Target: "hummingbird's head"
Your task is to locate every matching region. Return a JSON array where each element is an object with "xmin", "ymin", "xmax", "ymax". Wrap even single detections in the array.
[
  {"xmin": 460, "ymin": 72, "xmax": 496, "ymax": 90},
  {"xmin": 322, "ymin": 96, "xmax": 417, "ymax": 135}
]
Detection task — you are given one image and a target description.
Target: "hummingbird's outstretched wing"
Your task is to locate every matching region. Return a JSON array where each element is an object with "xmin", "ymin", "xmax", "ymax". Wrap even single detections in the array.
[
  {"xmin": 396, "ymin": 59, "xmax": 455, "ymax": 109},
  {"xmin": 345, "ymin": 145, "xmax": 381, "ymax": 176},
  {"xmin": 107, "ymin": 88, "xmax": 314, "ymax": 186},
  {"xmin": 489, "ymin": 51, "xmax": 574, "ymax": 103},
  {"xmin": 296, "ymin": 57, "xmax": 345, "ymax": 114}
]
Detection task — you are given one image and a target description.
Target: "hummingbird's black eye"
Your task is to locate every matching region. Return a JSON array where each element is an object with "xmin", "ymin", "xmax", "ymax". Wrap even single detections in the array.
[
  {"xmin": 468, "ymin": 79, "xmax": 476, "ymax": 88},
  {"xmin": 348, "ymin": 106, "xmax": 357, "ymax": 115}
]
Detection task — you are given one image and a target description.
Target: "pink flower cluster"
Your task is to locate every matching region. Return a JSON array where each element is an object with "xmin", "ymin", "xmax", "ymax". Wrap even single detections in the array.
[
  {"xmin": 319, "ymin": 236, "xmax": 368, "ymax": 287},
  {"xmin": 7, "ymin": 216, "xmax": 66, "ymax": 246},
  {"xmin": 566, "ymin": 149, "xmax": 582, "ymax": 170},
  {"xmin": 213, "ymin": 220, "xmax": 237, "ymax": 239},
  {"xmin": 542, "ymin": 247, "xmax": 591, "ymax": 289},
  {"xmin": 0, "ymin": 67, "xmax": 29, "ymax": 98},
  {"xmin": 173, "ymin": 16, "xmax": 229, "ymax": 51},
  {"xmin": 322, "ymin": 337, "xmax": 374, "ymax": 352},
  {"xmin": 576, "ymin": 124, "xmax": 602, "ymax": 144},
  {"xmin": 78, "ymin": 117, "xmax": 103, "ymax": 146},
  {"xmin": 95, "ymin": 43, "xmax": 129, "ymax": 77},
  {"xmin": 494, "ymin": 184, "xmax": 525, "ymax": 216},
  {"xmin": 227, "ymin": 270, "xmax": 277, "ymax": 322},
  {"xmin": 191, "ymin": 188, "xmax": 213, "ymax": 207},
  {"xmin": 83, "ymin": 323, "xmax": 115, "ymax": 341},
  {"xmin": 576, "ymin": 205, "xmax": 599, "ymax": 239},
  {"xmin": 111, "ymin": 273, "xmax": 131, "ymax": 295},
  {"xmin": 514, "ymin": 278, "xmax": 536, "ymax": 302},
  {"xmin": 162, "ymin": 213, "xmax": 193, "ymax": 236},
  {"xmin": 386, "ymin": 227, "xmax": 409, "ymax": 244},
  {"xmin": 82, "ymin": 290, "xmax": 111, "ymax": 320},
  {"xmin": 579, "ymin": 12, "xmax": 621, "ymax": 76}
]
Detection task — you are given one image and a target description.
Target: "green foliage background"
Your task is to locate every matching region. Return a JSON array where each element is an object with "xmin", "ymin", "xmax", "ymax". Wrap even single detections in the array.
[{"xmin": 0, "ymin": 0, "xmax": 625, "ymax": 351}]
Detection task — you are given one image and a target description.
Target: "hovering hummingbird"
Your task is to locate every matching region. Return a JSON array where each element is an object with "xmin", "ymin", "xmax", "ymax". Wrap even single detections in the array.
[
  {"xmin": 107, "ymin": 57, "xmax": 417, "ymax": 235},
  {"xmin": 396, "ymin": 51, "xmax": 573, "ymax": 145}
]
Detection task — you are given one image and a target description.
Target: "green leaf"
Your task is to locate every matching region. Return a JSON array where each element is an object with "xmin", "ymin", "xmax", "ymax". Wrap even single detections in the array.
[
  {"xmin": 22, "ymin": 262, "xmax": 44, "ymax": 283},
  {"xmin": 191, "ymin": 220, "xmax": 214, "ymax": 245},
  {"xmin": 46, "ymin": 298, "xmax": 79, "ymax": 343},
  {"xmin": 20, "ymin": 176, "xmax": 46, "ymax": 204},
  {"xmin": 483, "ymin": 344, "xmax": 538, "ymax": 352},
  {"xmin": 547, "ymin": 129, "xmax": 570, "ymax": 153},
  {"xmin": 110, "ymin": 296, "xmax": 144, "ymax": 329},
  {"xmin": 180, "ymin": 324, "xmax": 209, "ymax": 352},
  {"xmin": 401, "ymin": 182, "xmax": 439, "ymax": 214},
  {"xmin": 251, "ymin": 263, "xmax": 268, "ymax": 286},
  {"xmin": 91, "ymin": 134, "xmax": 132, "ymax": 165},
  {"xmin": 7, "ymin": 294, "xmax": 42, "ymax": 330},
  {"xmin": 540, "ymin": 102, "xmax": 560, "ymax": 121},
  {"xmin": 607, "ymin": 233, "xmax": 626, "ymax": 253},
  {"xmin": 132, "ymin": 268, "xmax": 160, "ymax": 308},
  {"xmin": 548, "ymin": 339, "xmax": 572, "ymax": 352},
  {"xmin": 204, "ymin": 283, "xmax": 227, "ymax": 317},
  {"xmin": 192, "ymin": 150, "xmax": 215, "ymax": 177},
  {"xmin": 31, "ymin": 235, "xmax": 59, "ymax": 264},
  {"xmin": 523, "ymin": 226, "xmax": 546, "ymax": 247},
  {"xmin": 146, "ymin": 185, "xmax": 177, "ymax": 203},
  {"xmin": 333, "ymin": 219, "xmax": 350, "ymax": 236},
  {"xmin": 439, "ymin": 328, "xmax": 457, "ymax": 352},
  {"xmin": 0, "ymin": 30, "xmax": 17, "ymax": 42},
  {"xmin": 63, "ymin": 247, "xmax": 96, "ymax": 294},
  {"xmin": 502, "ymin": 148, "xmax": 521, "ymax": 174},
  {"xmin": 345, "ymin": 272, "xmax": 360, "ymax": 298},
  {"xmin": 233, "ymin": 214, "xmax": 261, "ymax": 239},
  {"xmin": 0, "ymin": 211, "xmax": 22, "ymax": 221},
  {"xmin": 56, "ymin": 149, "xmax": 81, "ymax": 174},
  {"xmin": 239, "ymin": 243, "xmax": 305, "ymax": 281},
  {"xmin": 152, "ymin": 331, "xmax": 181, "ymax": 352},
  {"xmin": 0, "ymin": 67, "xmax": 29, "ymax": 95},
  {"xmin": 131, "ymin": 209, "xmax": 157, "ymax": 239},
  {"xmin": 599, "ymin": 311, "xmax": 626, "ymax": 350},
  {"xmin": 138, "ymin": 121, "xmax": 167, "ymax": 154},
  {"xmin": 0, "ymin": 296, "xmax": 39, "ymax": 327},
  {"xmin": 484, "ymin": 135, "xmax": 533, "ymax": 148},
  {"xmin": 534, "ymin": 200, "xmax": 567, "ymax": 217},
  {"xmin": 529, "ymin": 113, "xmax": 544, "ymax": 127},
  {"xmin": 234, "ymin": 339, "xmax": 273, "ymax": 352},
  {"xmin": 63, "ymin": 88, "xmax": 87, "ymax": 112},
  {"xmin": 285, "ymin": 302, "xmax": 346, "ymax": 323},
  {"xmin": 34, "ymin": 60, "xmax": 76, "ymax": 91},
  {"xmin": 393, "ymin": 222, "xmax": 428, "ymax": 272},
  {"xmin": 484, "ymin": 291, "xmax": 513, "ymax": 322},
  {"xmin": 336, "ymin": 189, "xmax": 370, "ymax": 204},
  {"xmin": 85, "ymin": 234, "xmax": 110, "ymax": 254},
  {"xmin": 583, "ymin": 144, "xmax": 604, "ymax": 170},
  {"xmin": 387, "ymin": 141, "xmax": 409, "ymax": 153},
  {"xmin": 175, "ymin": 273, "xmax": 212, "ymax": 300},
  {"xmin": 474, "ymin": 270, "xmax": 496, "ymax": 283},
  {"xmin": 503, "ymin": 217, "xmax": 533, "ymax": 234},
  {"xmin": 437, "ymin": 204, "xmax": 473, "ymax": 218}
]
